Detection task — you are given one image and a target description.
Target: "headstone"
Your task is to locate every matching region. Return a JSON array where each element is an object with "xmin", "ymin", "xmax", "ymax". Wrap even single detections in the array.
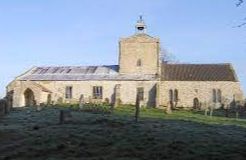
[
  {"xmin": 114, "ymin": 84, "xmax": 121, "ymax": 108},
  {"xmin": 0, "ymin": 99, "xmax": 6, "ymax": 116},
  {"xmin": 88, "ymin": 96, "xmax": 92, "ymax": 104},
  {"xmin": 235, "ymin": 101, "xmax": 242, "ymax": 119},
  {"xmin": 6, "ymin": 90, "xmax": 13, "ymax": 111},
  {"xmin": 3, "ymin": 98, "xmax": 9, "ymax": 114},
  {"xmin": 166, "ymin": 101, "xmax": 172, "ymax": 114},
  {"xmin": 57, "ymin": 97, "xmax": 63, "ymax": 105},
  {"xmin": 139, "ymin": 100, "xmax": 144, "ymax": 108},
  {"xmin": 135, "ymin": 94, "xmax": 140, "ymax": 122},
  {"xmin": 223, "ymin": 98, "xmax": 230, "ymax": 117},
  {"xmin": 214, "ymin": 102, "xmax": 221, "ymax": 109},
  {"xmin": 203, "ymin": 101, "xmax": 209, "ymax": 116},
  {"xmin": 79, "ymin": 94, "xmax": 84, "ymax": 109},
  {"xmin": 209, "ymin": 104, "xmax": 214, "ymax": 118},
  {"xmin": 59, "ymin": 110, "xmax": 72, "ymax": 124},
  {"xmin": 37, "ymin": 104, "xmax": 43, "ymax": 111}
]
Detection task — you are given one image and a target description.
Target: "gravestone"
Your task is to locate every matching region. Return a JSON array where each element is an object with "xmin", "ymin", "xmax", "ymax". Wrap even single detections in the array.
[
  {"xmin": 59, "ymin": 110, "xmax": 72, "ymax": 124},
  {"xmin": 0, "ymin": 99, "xmax": 6, "ymax": 116},
  {"xmin": 135, "ymin": 94, "xmax": 140, "ymax": 122},
  {"xmin": 36, "ymin": 105, "xmax": 42, "ymax": 111},
  {"xmin": 37, "ymin": 103, "xmax": 45, "ymax": 111},
  {"xmin": 114, "ymin": 84, "xmax": 121, "ymax": 108},
  {"xmin": 203, "ymin": 101, "xmax": 209, "ymax": 116},
  {"xmin": 88, "ymin": 96, "xmax": 92, "ymax": 104},
  {"xmin": 79, "ymin": 94, "xmax": 84, "ymax": 109},
  {"xmin": 57, "ymin": 97, "xmax": 63, "ymax": 105},
  {"xmin": 166, "ymin": 101, "xmax": 172, "ymax": 114},
  {"xmin": 139, "ymin": 100, "xmax": 144, "ymax": 108},
  {"xmin": 223, "ymin": 98, "xmax": 230, "ymax": 117},
  {"xmin": 3, "ymin": 98, "xmax": 9, "ymax": 114}
]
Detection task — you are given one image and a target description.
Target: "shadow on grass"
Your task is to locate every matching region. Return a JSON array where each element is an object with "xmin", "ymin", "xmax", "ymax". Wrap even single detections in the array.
[{"xmin": 191, "ymin": 108, "xmax": 246, "ymax": 119}]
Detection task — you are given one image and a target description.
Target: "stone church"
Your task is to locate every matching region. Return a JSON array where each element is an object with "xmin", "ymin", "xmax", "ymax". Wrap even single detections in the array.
[{"xmin": 6, "ymin": 17, "xmax": 244, "ymax": 109}]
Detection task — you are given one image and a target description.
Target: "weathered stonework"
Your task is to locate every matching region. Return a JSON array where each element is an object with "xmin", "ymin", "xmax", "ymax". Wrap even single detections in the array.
[
  {"xmin": 119, "ymin": 34, "xmax": 160, "ymax": 75},
  {"xmin": 7, "ymin": 80, "xmax": 158, "ymax": 107},
  {"xmin": 159, "ymin": 81, "xmax": 243, "ymax": 108},
  {"xmin": 5, "ymin": 17, "xmax": 244, "ymax": 109}
]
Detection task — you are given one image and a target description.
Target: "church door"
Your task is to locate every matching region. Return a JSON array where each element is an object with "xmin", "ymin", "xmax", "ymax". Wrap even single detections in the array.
[{"xmin": 24, "ymin": 88, "xmax": 35, "ymax": 106}]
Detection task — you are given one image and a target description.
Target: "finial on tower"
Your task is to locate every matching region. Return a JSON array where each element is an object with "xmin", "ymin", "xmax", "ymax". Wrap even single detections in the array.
[
  {"xmin": 139, "ymin": 15, "xmax": 143, "ymax": 21},
  {"xmin": 135, "ymin": 15, "xmax": 146, "ymax": 34}
]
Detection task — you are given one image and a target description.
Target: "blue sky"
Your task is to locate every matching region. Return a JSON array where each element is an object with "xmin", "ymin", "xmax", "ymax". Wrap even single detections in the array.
[{"xmin": 0, "ymin": 0, "xmax": 245, "ymax": 98}]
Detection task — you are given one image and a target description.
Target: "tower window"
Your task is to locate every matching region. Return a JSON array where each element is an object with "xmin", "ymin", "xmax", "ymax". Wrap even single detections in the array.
[{"xmin": 137, "ymin": 59, "xmax": 142, "ymax": 67}]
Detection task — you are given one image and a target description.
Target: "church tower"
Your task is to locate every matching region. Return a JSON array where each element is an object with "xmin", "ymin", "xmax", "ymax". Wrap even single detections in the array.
[{"xmin": 119, "ymin": 16, "xmax": 160, "ymax": 75}]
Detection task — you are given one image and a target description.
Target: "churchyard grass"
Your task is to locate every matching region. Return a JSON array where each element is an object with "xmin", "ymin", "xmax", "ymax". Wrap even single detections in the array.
[{"xmin": 0, "ymin": 105, "xmax": 246, "ymax": 160}]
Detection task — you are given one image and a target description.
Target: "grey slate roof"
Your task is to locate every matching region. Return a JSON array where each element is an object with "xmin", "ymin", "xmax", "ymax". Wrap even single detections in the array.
[
  {"xmin": 18, "ymin": 63, "xmax": 238, "ymax": 82},
  {"xmin": 18, "ymin": 65, "xmax": 157, "ymax": 81},
  {"xmin": 161, "ymin": 63, "xmax": 238, "ymax": 81}
]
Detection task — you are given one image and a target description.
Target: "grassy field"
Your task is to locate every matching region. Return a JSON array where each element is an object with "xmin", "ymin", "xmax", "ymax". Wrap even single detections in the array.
[{"xmin": 1, "ymin": 106, "xmax": 246, "ymax": 160}]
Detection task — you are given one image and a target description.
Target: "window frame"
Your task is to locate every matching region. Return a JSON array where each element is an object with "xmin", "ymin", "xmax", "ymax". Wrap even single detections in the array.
[
  {"xmin": 92, "ymin": 86, "xmax": 103, "ymax": 99},
  {"xmin": 65, "ymin": 86, "xmax": 73, "ymax": 99},
  {"xmin": 137, "ymin": 59, "xmax": 142, "ymax": 67}
]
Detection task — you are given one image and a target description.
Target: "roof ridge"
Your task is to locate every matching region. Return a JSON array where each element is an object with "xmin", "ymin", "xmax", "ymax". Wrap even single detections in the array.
[
  {"xmin": 163, "ymin": 63, "xmax": 231, "ymax": 66},
  {"xmin": 35, "ymin": 65, "xmax": 119, "ymax": 68}
]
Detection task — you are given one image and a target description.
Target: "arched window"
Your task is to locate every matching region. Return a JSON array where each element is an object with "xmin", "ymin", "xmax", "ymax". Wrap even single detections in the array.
[
  {"xmin": 212, "ymin": 89, "xmax": 217, "ymax": 103},
  {"xmin": 174, "ymin": 89, "xmax": 178, "ymax": 102},
  {"xmin": 169, "ymin": 90, "xmax": 173, "ymax": 102},
  {"xmin": 137, "ymin": 59, "xmax": 142, "ymax": 67},
  {"xmin": 217, "ymin": 89, "xmax": 222, "ymax": 103}
]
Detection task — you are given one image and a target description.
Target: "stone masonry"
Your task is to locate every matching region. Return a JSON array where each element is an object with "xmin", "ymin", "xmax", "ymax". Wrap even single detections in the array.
[{"xmin": 5, "ymin": 17, "xmax": 244, "ymax": 109}]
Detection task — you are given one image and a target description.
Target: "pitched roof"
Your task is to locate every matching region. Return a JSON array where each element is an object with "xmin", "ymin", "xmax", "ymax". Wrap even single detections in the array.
[
  {"xmin": 17, "ymin": 64, "xmax": 238, "ymax": 82},
  {"xmin": 161, "ymin": 63, "xmax": 238, "ymax": 81},
  {"xmin": 17, "ymin": 65, "xmax": 156, "ymax": 81}
]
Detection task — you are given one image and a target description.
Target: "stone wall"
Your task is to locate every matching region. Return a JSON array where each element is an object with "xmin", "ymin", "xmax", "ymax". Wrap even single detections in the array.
[
  {"xmin": 8, "ymin": 80, "xmax": 158, "ymax": 107},
  {"xmin": 7, "ymin": 81, "xmax": 50, "ymax": 107},
  {"xmin": 159, "ymin": 81, "xmax": 244, "ymax": 108},
  {"xmin": 119, "ymin": 34, "xmax": 160, "ymax": 75}
]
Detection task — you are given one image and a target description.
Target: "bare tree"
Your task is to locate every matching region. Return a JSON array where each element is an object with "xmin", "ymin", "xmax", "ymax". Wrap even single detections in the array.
[
  {"xmin": 235, "ymin": 0, "xmax": 246, "ymax": 27},
  {"xmin": 236, "ymin": 0, "xmax": 244, "ymax": 7},
  {"xmin": 160, "ymin": 47, "xmax": 179, "ymax": 64}
]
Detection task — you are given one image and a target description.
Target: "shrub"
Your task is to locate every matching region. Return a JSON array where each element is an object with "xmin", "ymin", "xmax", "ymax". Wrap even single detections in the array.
[
  {"xmin": 80, "ymin": 105, "xmax": 112, "ymax": 114},
  {"xmin": 104, "ymin": 98, "xmax": 110, "ymax": 105}
]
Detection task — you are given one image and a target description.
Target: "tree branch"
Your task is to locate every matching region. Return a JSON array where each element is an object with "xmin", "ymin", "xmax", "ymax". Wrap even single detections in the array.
[
  {"xmin": 236, "ymin": 22, "xmax": 246, "ymax": 27},
  {"xmin": 236, "ymin": 0, "xmax": 244, "ymax": 7}
]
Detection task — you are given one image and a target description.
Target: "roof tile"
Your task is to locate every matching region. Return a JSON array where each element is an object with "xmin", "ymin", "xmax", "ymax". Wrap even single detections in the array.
[{"xmin": 161, "ymin": 63, "xmax": 237, "ymax": 81}]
